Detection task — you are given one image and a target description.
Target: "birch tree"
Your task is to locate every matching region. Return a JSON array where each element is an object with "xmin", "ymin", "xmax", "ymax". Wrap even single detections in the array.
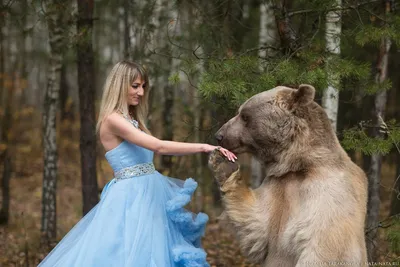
[
  {"xmin": 41, "ymin": 0, "xmax": 68, "ymax": 244},
  {"xmin": 322, "ymin": 0, "xmax": 342, "ymax": 132},
  {"xmin": 252, "ymin": 1, "xmax": 276, "ymax": 188}
]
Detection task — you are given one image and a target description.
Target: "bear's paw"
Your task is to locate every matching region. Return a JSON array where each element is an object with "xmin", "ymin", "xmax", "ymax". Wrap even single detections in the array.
[{"xmin": 208, "ymin": 150, "xmax": 240, "ymax": 187}]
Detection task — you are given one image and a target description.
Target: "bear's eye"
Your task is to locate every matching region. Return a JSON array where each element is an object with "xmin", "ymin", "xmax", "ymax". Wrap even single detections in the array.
[{"xmin": 241, "ymin": 114, "xmax": 249, "ymax": 122}]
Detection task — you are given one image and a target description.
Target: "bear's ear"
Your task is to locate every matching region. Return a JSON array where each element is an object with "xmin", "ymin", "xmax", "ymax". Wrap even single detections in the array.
[{"xmin": 289, "ymin": 84, "xmax": 315, "ymax": 108}]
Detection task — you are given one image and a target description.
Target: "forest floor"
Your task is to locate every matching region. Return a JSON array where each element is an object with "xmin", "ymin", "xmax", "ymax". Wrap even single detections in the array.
[
  {"xmin": 0, "ymin": 156, "xmax": 257, "ymax": 267},
  {"xmin": 0, "ymin": 114, "xmax": 399, "ymax": 266}
]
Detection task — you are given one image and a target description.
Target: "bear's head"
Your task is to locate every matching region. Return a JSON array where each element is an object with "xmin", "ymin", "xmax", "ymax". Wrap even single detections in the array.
[{"xmin": 215, "ymin": 84, "xmax": 339, "ymax": 170}]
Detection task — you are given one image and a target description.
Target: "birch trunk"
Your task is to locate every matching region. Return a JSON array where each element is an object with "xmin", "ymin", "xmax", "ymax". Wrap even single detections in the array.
[
  {"xmin": 322, "ymin": 0, "xmax": 342, "ymax": 132},
  {"xmin": 41, "ymin": 0, "xmax": 65, "ymax": 245},
  {"xmin": 252, "ymin": 1, "xmax": 276, "ymax": 188},
  {"xmin": 258, "ymin": 1, "xmax": 276, "ymax": 58},
  {"xmin": 77, "ymin": 0, "xmax": 98, "ymax": 216},
  {"xmin": 366, "ymin": 1, "xmax": 392, "ymax": 260}
]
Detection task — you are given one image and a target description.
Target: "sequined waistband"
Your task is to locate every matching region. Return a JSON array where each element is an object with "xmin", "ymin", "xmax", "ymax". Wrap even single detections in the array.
[{"xmin": 114, "ymin": 162, "xmax": 156, "ymax": 180}]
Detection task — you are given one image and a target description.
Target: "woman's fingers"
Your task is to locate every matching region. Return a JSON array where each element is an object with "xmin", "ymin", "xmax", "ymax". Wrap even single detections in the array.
[
  {"xmin": 220, "ymin": 148, "xmax": 229, "ymax": 160},
  {"xmin": 229, "ymin": 151, "xmax": 237, "ymax": 160},
  {"xmin": 226, "ymin": 151, "xmax": 233, "ymax": 162},
  {"xmin": 214, "ymin": 146, "xmax": 237, "ymax": 162},
  {"xmin": 220, "ymin": 148, "xmax": 227, "ymax": 158},
  {"xmin": 222, "ymin": 149, "xmax": 235, "ymax": 162}
]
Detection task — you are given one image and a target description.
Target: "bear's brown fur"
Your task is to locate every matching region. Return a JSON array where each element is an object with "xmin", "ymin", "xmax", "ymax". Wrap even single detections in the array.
[{"xmin": 208, "ymin": 84, "xmax": 368, "ymax": 267}]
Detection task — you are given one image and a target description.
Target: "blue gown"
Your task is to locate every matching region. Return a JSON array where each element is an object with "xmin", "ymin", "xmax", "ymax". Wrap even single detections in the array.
[{"xmin": 38, "ymin": 118, "xmax": 210, "ymax": 267}]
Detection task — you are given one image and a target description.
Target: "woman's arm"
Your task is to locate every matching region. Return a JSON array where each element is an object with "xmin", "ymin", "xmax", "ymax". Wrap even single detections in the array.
[{"xmin": 104, "ymin": 113, "xmax": 237, "ymax": 161}]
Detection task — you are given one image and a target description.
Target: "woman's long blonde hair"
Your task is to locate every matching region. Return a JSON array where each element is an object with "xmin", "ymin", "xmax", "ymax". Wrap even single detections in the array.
[{"xmin": 96, "ymin": 60, "xmax": 151, "ymax": 134}]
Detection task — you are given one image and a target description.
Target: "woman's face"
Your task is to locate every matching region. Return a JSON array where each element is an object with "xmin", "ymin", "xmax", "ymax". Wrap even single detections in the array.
[{"xmin": 127, "ymin": 76, "xmax": 145, "ymax": 106}]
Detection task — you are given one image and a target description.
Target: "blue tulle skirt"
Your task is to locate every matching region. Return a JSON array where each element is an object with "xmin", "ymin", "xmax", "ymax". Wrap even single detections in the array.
[{"xmin": 38, "ymin": 172, "xmax": 209, "ymax": 267}]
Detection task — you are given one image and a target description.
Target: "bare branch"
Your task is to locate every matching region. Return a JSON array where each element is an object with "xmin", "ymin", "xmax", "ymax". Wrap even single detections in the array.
[
  {"xmin": 365, "ymin": 213, "xmax": 400, "ymax": 234},
  {"xmin": 238, "ymin": 45, "xmax": 281, "ymax": 57},
  {"xmin": 180, "ymin": 68, "xmax": 199, "ymax": 90},
  {"xmin": 287, "ymin": 0, "xmax": 382, "ymax": 17}
]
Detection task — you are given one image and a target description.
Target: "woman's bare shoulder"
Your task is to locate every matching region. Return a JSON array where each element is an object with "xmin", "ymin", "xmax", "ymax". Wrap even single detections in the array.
[
  {"xmin": 100, "ymin": 112, "xmax": 122, "ymax": 134},
  {"xmin": 103, "ymin": 112, "xmax": 124, "ymax": 126},
  {"xmin": 103, "ymin": 111, "xmax": 141, "ymax": 137}
]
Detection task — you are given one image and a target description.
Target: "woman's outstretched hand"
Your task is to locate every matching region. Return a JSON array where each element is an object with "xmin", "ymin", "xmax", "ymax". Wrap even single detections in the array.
[{"xmin": 204, "ymin": 145, "xmax": 237, "ymax": 162}]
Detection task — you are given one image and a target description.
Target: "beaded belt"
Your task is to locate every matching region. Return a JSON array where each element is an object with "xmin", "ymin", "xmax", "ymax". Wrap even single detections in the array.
[{"xmin": 114, "ymin": 162, "xmax": 156, "ymax": 180}]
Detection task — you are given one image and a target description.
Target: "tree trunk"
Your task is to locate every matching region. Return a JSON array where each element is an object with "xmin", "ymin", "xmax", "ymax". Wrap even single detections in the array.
[
  {"xmin": 390, "ymin": 66, "xmax": 400, "ymax": 216},
  {"xmin": 41, "ymin": 0, "xmax": 65, "ymax": 245},
  {"xmin": 389, "ymin": 49, "xmax": 400, "ymax": 216},
  {"xmin": 390, "ymin": 152, "xmax": 400, "ymax": 216},
  {"xmin": 194, "ymin": 90, "xmax": 204, "ymax": 212},
  {"xmin": 59, "ymin": 63, "xmax": 73, "ymax": 121},
  {"xmin": 0, "ymin": 0, "xmax": 6, "ymax": 138},
  {"xmin": 77, "ymin": 0, "xmax": 98, "ymax": 216},
  {"xmin": 0, "ymin": 152, "xmax": 11, "ymax": 224},
  {"xmin": 274, "ymin": 0, "xmax": 298, "ymax": 53},
  {"xmin": 160, "ymin": 2, "xmax": 179, "ymax": 174},
  {"xmin": 19, "ymin": 0, "xmax": 29, "ymax": 107},
  {"xmin": 123, "ymin": 0, "xmax": 131, "ymax": 59},
  {"xmin": 322, "ymin": 0, "xmax": 341, "ymax": 132},
  {"xmin": 0, "ymin": 57, "xmax": 12, "ymax": 226},
  {"xmin": 366, "ymin": 1, "xmax": 392, "ymax": 260},
  {"xmin": 251, "ymin": 1, "xmax": 276, "ymax": 188},
  {"xmin": 161, "ymin": 84, "xmax": 174, "ymax": 172},
  {"xmin": 0, "ymin": 5, "xmax": 10, "ymax": 225},
  {"xmin": 258, "ymin": 1, "xmax": 276, "ymax": 58}
]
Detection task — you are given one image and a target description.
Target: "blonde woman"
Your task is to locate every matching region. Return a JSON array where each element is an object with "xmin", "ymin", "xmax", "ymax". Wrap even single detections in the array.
[{"xmin": 38, "ymin": 60, "xmax": 236, "ymax": 267}]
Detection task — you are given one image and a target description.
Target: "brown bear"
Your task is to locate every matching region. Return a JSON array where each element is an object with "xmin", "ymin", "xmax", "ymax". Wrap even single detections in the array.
[{"xmin": 208, "ymin": 84, "xmax": 368, "ymax": 267}]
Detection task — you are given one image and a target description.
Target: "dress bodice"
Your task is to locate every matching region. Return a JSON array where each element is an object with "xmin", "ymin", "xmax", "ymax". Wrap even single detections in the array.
[{"xmin": 104, "ymin": 116, "xmax": 154, "ymax": 173}]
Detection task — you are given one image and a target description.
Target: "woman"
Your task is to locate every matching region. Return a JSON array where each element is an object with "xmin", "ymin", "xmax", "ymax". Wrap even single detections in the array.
[{"xmin": 38, "ymin": 60, "xmax": 236, "ymax": 267}]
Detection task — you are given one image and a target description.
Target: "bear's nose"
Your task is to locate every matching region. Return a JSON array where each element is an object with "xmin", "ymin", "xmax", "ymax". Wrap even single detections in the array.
[{"xmin": 215, "ymin": 133, "xmax": 223, "ymax": 142}]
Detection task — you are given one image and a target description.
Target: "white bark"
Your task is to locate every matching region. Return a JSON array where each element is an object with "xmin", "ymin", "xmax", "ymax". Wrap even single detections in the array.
[
  {"xmin": 41, "ymin": 0, "xmax": 66, "ymax": 244},
  {"xmin": 258, "ymin": 2, "xmax": 276, "ymax": 59},
  {"xmin": 322, "ymin": 0, "xmax": 342, "ymax": 132},
  {"xmin": 252, "ymin": 1, "xmax": 276, "ymax": 188}
]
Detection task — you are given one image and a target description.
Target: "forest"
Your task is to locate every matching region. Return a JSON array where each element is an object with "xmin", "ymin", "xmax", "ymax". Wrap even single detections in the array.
[{"xmin": 0, "ymin": 0, "xmax": 399, "ymax": 266}]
